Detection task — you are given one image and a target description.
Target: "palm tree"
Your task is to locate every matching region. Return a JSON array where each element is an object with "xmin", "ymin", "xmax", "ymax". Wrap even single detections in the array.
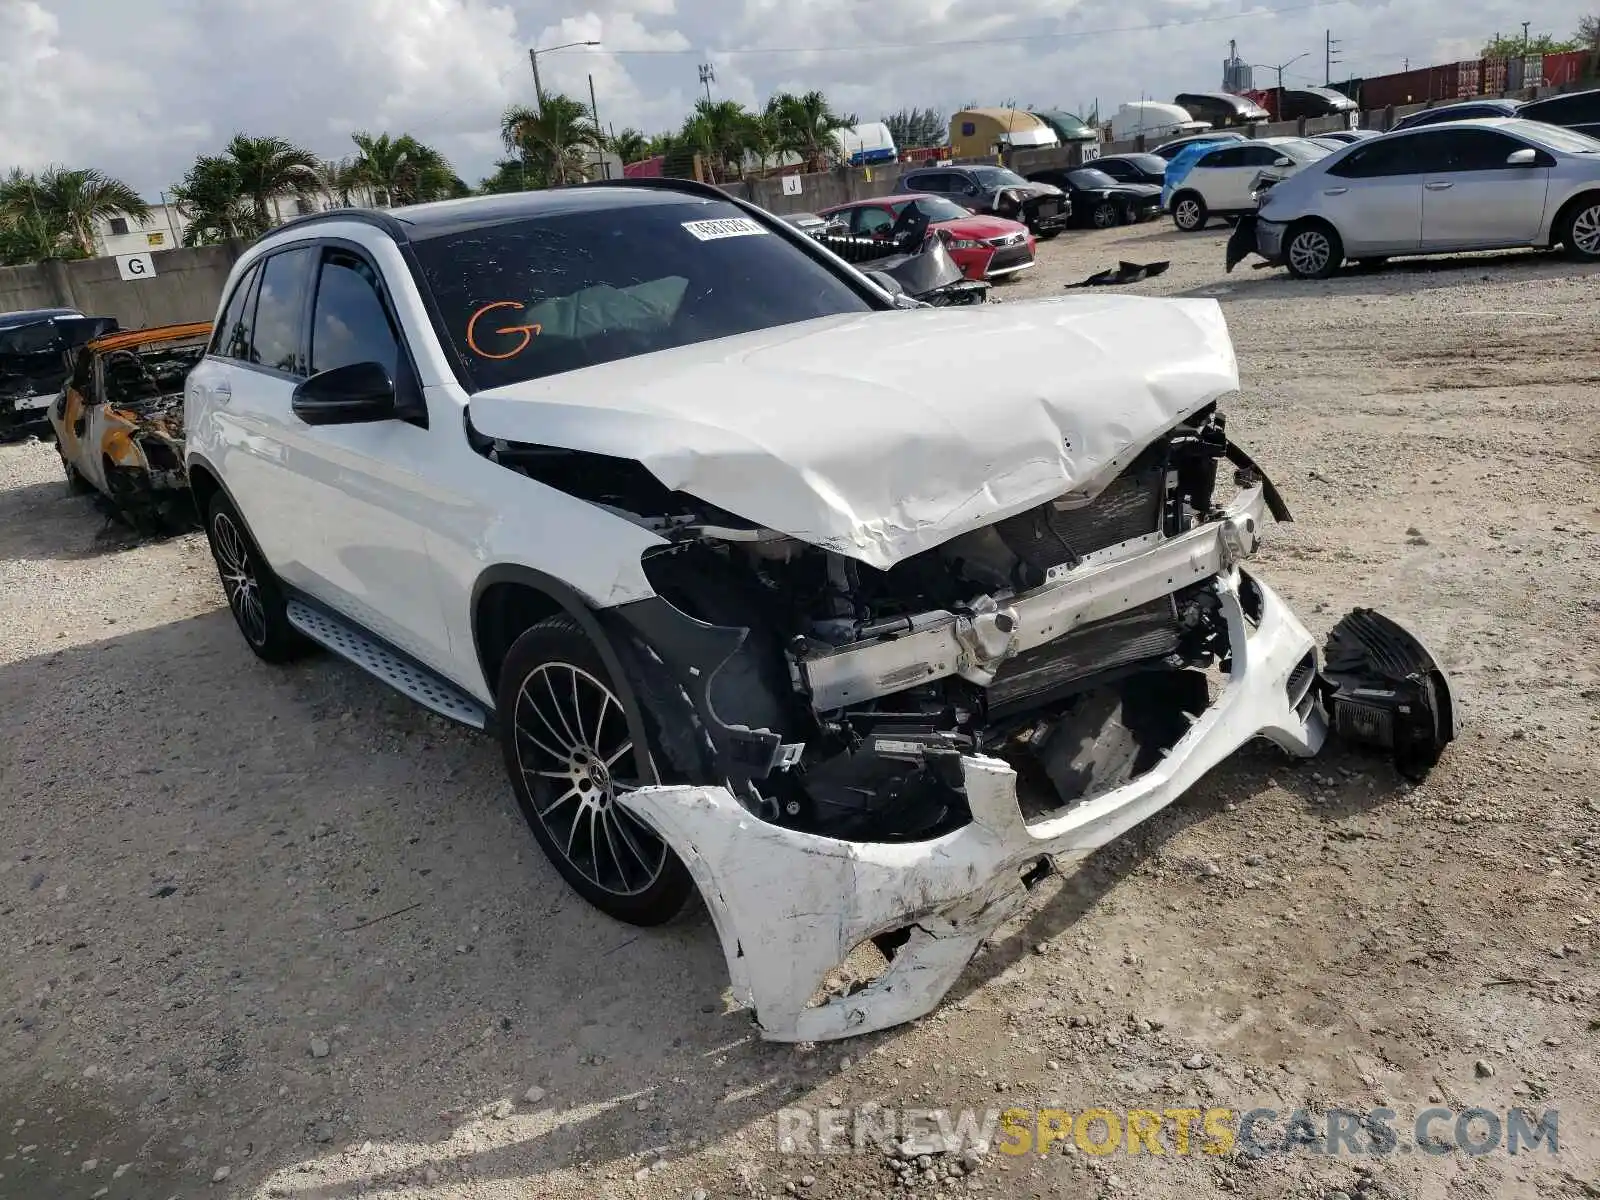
[
  {"xmin": 682, "ymin": 98, "xmax": 756, "ymax": 179},
  {"xmin": 768, "ymin": 91, "xmax": 855, "ymax": 169},
  {"xmin": 350, "ymin": 131, "xmax": 459, "ymax": 207},
  {"xmin": 314, "ymin": 156, "xmax": 364, "ymax": 209},
  {"xmin": 0, "ymin": 166, "xmax": 148, "ymax": 258},
  {"xmin": 501, "ymin": 95, "xmax": 601, "ymax": 187},
  {"xmin": 0, "ymin": 210, "xmax": 68, "ymax": 266},
  {"xmin": 609, "ymin": 127, "xmax": 649, "ymax": 165},
  {"xmin": 169, "ymin": 155, "xmax": 256, "ymax": 245},
  {"xmin": 219, "ymin": 134, "xmax": 319, "ymax": 231}
]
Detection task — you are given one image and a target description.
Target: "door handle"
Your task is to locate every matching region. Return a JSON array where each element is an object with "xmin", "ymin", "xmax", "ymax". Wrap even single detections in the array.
[
  {"xmin": 1322, "ymin": 187, "xmax": 1349, "ymax": 195},
  {"xmin": 1425, "ymin": 181, "xmax": 1454, "ymax": 191}
]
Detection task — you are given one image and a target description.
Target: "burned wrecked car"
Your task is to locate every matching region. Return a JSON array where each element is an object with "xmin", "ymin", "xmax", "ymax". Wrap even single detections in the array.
[
  {"xmin": 0, "ymin": 309, "xmax": 118, "ymax": 440},
  {"xmin": 189, "ymin": 184, "xmax": 1455, "ymax": 1043},
  {"xmin": 50, "ymin": 323, "xmax": 209, "ymax": 529}
]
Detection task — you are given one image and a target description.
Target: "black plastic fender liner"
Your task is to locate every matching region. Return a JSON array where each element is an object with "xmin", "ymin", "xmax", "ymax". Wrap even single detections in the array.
[{"xmin": 1319, "ymin": 608, "xmax": 1458, "ymax": 781}]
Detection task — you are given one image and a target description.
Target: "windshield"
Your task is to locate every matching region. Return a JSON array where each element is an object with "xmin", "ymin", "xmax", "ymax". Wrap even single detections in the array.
[
  {"xmin": 896, "ymin": 196, "xmax": 971, "ymax": 222},
  {"xmin": 967, "ymin": 166, "xmax": 1029, "ymax": 189},
  {"xmin": 1068, "ymin": 168, "xmax": 1119, "ymax": 189},
  {"xmin": 412, "ymin": 199, "xmax": 873, "ymax": 392},
  {"xmin": 1511, "ymin": 119, "xmax": 1600, "ymax": 153}
]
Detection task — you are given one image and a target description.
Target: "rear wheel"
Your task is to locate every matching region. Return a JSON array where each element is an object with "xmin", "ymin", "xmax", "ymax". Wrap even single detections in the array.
[
  {"xmin": 1172, "ymin": 193, "xmax": 1207, "ymax": 232},
  {"xmin": 497, "ymin": 615, "xmax": 694, "ymax": 926},
  {"xmin": 204, "ymin": 491, "xmax": 309, "ymax": 663},
  {"xmin": 1284, "ymin": 221, "xmax": 1343, "ymax": 279},
  {"xmin": 59, "ymin": 448, "xmax": 91, "ymax": 495},
  {"xmin": 1559, "ymin": 195, "xmax": 1600, "ymax": 261}
]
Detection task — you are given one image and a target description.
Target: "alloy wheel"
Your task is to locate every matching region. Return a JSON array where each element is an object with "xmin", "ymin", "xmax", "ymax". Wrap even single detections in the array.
[
  {"xmin": 1572, "ymin": 204, "xmax": 1600, "ymax": 256},
  {"xmin": 512, "ymin": 662, "xmax": 667, "ymax": 897},
  {"xmin": 1175, "ymin": 199, "xmax": 1201, "ymax": 230},
  {"xmin": 1093, "ymin": 202, "xmax": 1117, "ymax": 229},
  {"xmin": 1288, "ymin": 229, "xmax": 1332, "ymax": 277},
  {"xmin": 212, "ymin": 511, "xmax": 266, "ymax": 646}
]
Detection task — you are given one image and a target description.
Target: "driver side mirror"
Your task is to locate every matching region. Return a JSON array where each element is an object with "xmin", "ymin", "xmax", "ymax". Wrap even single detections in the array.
[
  {"xmin": 1505, "ymin": 147, "xmax": 1538, "ymax": 166},
  {"xmin": 292, "ymin": 361, "xmax": 396, "ymax": 426},
  {"xmin": 1273, "ymin": 157, "xmax": 1292, "ymax": 168}
]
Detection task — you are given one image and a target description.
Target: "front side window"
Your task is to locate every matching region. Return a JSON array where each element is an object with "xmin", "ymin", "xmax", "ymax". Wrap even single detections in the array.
[
  {"xmin": 248, "ymin": 247, "xmax": 316, "ymax": 374},
  {"xmin": 1429, "ymin": 129, "xmax": 1523, "ymax": 171},
  {"xmin": 309, "ymin": 248, "xmax": 401, "ymax": 380},
  {"xmin": 1328, "ymin": 139, "xmax": 1422, "ymax": 179},
  {"xmin": 412, "ymin": 197, "xmax": 874, "ymax": 393}
]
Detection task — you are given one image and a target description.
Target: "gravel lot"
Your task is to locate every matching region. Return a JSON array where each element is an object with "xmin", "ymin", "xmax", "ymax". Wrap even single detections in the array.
[{"xmin": 2, "ymin": 220, "xmax": 1597, "ymax": 1200}]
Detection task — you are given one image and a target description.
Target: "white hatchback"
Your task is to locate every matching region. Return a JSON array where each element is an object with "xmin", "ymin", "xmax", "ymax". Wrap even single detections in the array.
[{"xmin": 1170, "ymin": 138, "xmax": 1331, "ymax": 231}]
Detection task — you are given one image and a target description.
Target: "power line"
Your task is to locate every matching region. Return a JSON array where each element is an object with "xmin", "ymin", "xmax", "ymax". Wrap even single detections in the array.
[{"xmin": 585, "ymin": 2, "xmax": 1328, "ymax": 57}]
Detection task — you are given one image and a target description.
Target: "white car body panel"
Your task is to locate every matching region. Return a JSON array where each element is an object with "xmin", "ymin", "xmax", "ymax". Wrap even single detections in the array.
[
  {"xmin": 468, "ymin": 295, "xmax": 1239, "ymax": 572},
  {"xmin": 620, "ymin": 568, "xmax": 1323, "ymax": 1041}
]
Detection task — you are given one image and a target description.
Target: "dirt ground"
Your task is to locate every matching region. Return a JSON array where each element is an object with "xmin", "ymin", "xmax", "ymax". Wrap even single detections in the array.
[{"xmin": 1, "ymin": 219, "xmax": 1597, "ymax": 1200}]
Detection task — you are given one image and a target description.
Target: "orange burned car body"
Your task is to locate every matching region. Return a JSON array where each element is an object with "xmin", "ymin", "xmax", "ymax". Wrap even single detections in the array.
[{"xmin": 48, "ymin": 322, "xmax": 210, "ymax": 527}]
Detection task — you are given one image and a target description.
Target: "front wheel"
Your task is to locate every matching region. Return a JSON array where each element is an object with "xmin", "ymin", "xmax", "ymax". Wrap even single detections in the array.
[
  {"xmin": 1559, "ymin": 196, "xmax": 1600, "ymax": 261},
  {"xmin": 1091, "ymin": 201, "xmax": 1119, "ymax": 229},
  {"xmin": 1284, "ymin": 221, "xmax": 1343, "ymax": 279},
  {"xmin": 498, "ymin": 615, "xmax": 695, "ymax": 926},
  {"xmin": 1172, "ymin": 193, "xmax": 1207, "ymax": 232}
]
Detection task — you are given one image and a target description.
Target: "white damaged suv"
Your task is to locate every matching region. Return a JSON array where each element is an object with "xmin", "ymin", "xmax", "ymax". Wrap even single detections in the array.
[{"xmin": 186, "ymin": 180, "xmax": 1455, "ymax": 1041}]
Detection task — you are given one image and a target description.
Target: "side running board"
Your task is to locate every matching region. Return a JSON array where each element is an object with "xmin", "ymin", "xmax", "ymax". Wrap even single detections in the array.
[{"xmin": 285, "ymin": 599, "xmax": 489, "ymax": 730}]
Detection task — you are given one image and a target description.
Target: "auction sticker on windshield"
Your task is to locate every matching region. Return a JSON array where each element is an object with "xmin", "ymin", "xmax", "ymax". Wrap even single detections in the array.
[{"xmin": 682, "ymin": 217, "xmax": 769, "ymax": 241}]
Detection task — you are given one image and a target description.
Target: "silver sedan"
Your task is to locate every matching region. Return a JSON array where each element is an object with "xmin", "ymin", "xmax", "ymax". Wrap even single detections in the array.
[{"xmin": 1254, "ymin": 118, "xmax": 1600, "ymax": 278}]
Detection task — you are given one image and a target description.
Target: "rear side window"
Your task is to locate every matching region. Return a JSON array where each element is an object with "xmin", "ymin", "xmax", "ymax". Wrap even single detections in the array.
[
  {"xmin": 247, "ymin": 247, "xmax": 316, "ymax": 375},
  {"xmin": 905, "ymin": 172, "xmax": 942, "ymax": 192},
  {"xmin": 1199, "ymin": 147, "xmax": 1244, "ymax": 168},
  {"xmin": 309, "ymin": 248, "xmax": 400, "ymax": 380},
  {"xmin": 1328, "ymin": 138, "xmax": 1424, "ymax": 178},
  {"xmin": 411, "ymin": 197, "xmax": 872, "ymax": 392},
  {"xmin": 1526, "ymin": 91, "xmax": 1600, "ymax": 123},
  {"xmin": 210, "ymin": 263, "xmax": 260, "ymax": 358}
]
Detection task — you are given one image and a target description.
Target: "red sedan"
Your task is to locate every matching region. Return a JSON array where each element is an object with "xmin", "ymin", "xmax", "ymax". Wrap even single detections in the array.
[{"xmin": 817, "ymin": 194, "xmax": 1037, "ymax": 280}]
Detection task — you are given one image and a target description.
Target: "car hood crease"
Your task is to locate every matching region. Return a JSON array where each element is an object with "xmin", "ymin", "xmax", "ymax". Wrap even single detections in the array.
[{"xmin": 467, "ymin": 295, "xmax": 1239, "ymax": 570}]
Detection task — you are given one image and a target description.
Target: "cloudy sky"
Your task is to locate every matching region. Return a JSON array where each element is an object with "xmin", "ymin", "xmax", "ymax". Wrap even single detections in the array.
[{"xmin": 2, "ymin": 0, "xmax": 1592, "ymax": 197}]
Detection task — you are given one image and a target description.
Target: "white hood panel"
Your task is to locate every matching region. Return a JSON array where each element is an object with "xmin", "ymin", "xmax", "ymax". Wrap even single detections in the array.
[{"xmin": 467, "ymin": 295, "xmax": 1238, "ymax": 570}]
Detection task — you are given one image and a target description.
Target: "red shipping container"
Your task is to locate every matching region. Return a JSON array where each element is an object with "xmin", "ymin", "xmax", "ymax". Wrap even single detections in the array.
[
  {"xmin": 1543, "ymin": 50, "xmax": 1589, "ymax": 87},
  {"xmin": 1483, "ymin": 58, "xmax": 1508, "ymax": 94}
]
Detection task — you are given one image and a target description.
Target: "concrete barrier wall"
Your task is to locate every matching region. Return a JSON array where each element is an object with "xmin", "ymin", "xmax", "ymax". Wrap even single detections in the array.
[{"xmin": 0, "ymin": 244, "xmax": 239, "ymax": 328}]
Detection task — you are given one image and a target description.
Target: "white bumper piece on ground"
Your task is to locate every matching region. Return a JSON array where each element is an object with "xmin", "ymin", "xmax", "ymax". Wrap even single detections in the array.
[{"xmin": 618, "ymin": 570, "xmax": 1325, "ymax": 1042}]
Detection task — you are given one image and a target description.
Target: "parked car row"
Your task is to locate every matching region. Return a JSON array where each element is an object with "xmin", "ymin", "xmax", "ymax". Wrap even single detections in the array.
[{"xmin": 1251, "ymin": 117, "xmax": 1600, "ymax": 277}]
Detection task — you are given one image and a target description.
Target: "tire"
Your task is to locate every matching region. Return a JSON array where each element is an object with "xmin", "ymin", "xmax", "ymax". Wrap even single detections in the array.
[
  {"xmin": 60, "ymin": 449, "xmax": 91, "ymax": 495},
  {"xmin": 497, "ymin": 614, "xmax": 695, "ymax": 926},
  {"xmin": 1091, "ymin": 201, "xmax": 1119, "ymax": 229},
  {"xmin": 1284, "ymin": 220, "xmax": 1343, "ymax": 279},
  {"xmin": 204, "ymin": 491, "xmax": 309, "ymax": 663},
  {"xmin": 1172, "ymin": 192, "xmax": 1207, "ymax": 232},
  {"xmin": 1558, "ymin": 194, "xmax": 1600, "ymax": 261}
]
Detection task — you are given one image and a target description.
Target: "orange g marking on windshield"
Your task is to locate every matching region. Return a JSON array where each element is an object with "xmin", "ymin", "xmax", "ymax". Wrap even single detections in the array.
[{"xmin": 466, "ymin": 301, "xmax": 542, "ymax": 360}]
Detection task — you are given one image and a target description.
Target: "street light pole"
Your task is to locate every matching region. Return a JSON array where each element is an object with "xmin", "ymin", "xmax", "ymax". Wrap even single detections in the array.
[
  {"xmin": 1253, "ymin": 51, "xmax": 1309, "ymax": 92},
  {"xmin": 528, "ymin": 39, "xmax": 600, "ymax": 116}
]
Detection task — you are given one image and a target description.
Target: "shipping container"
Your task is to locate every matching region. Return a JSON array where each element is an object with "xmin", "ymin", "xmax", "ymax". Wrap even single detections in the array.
[{"xmin": 1544, "ymin": 50, "xmax": 1590, "ymax": 87}]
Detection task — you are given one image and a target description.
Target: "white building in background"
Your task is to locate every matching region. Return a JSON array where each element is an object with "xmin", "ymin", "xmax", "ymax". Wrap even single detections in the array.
[{"xmin": 91, "ymin": 189, "xmax": 376, "ymax": 258}]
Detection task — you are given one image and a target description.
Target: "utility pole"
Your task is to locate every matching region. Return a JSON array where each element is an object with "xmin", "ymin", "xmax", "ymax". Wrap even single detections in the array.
[
  {"xmin": 1325, "ymin": 30, "xmax": 1343, "ymax": 85},
  {"xmin": 527, "ymin": 39, "xmax": 600, "ymax": 117},
  {"xmin": 698, "ymin": 62, "xmax": 716, "ymax": 102},
  {"xmin": 1522, "ymin": 21, "xmax": 1531, "ymax": 54},
  {"xmin": 1253, "ymin": 51, "xmax": 1309, "ymax": 92}
]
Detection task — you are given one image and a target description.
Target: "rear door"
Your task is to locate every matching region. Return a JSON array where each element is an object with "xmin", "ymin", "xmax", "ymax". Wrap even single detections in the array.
[
  {"xmin": 207, "ymin": 246, "xmax": 320, "ymax": 582},
  {"xmin": 1188, "ymin": 146, "xmax": 1248, "ymax": 209},
  {"xmin": 1418, "ymin": 128, "xmax": 1552, "ymax": 249},
  {"xmin": 1314, "ymin": 136, "xmax": 1427, "ymax": 254}
]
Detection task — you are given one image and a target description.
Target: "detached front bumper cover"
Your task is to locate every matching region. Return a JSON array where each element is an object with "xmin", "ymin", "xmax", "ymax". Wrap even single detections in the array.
[{"xmin": 619, "ymin": 571, "xmax": 1358, "ymax": 1042}]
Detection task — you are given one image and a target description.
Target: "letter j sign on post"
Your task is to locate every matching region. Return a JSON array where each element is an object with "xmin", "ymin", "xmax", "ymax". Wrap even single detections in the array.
[{"xmin": 116, "ymin": 252, "xmax": 157, "ymax": 282}]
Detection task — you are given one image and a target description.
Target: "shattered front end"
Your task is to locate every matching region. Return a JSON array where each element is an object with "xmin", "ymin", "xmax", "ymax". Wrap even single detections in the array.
[{"xmin": 587, "ymin": 422, "xmax": 1455, "ymax": 1041}]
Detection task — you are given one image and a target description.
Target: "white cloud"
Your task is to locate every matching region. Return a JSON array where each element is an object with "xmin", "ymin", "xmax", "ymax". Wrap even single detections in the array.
[{"xmin": 2, "ymin": 0, "xmax": 1593, "ymax": 195}]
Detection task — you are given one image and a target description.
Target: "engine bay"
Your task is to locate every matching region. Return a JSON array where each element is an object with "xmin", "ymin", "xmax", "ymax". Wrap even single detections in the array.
[{"xmin": 487, "ymin": 404, "xmax": 1279, "ymax": 843}]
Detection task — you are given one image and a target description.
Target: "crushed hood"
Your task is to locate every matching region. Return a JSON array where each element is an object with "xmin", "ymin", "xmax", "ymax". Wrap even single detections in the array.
[{"xmin": 467, "ymin": 295, "xmax": 1238, "ymax": 570}]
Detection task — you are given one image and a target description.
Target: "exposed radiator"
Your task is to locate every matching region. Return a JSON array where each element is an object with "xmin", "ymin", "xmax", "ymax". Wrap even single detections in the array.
[
  {"xmin": 987, "ymin": 596, "xmax": 1179, "ymax": 712},
  {"xmin": 995, "ymin": 466, "xmax": 1165, "ymax": 571}
]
